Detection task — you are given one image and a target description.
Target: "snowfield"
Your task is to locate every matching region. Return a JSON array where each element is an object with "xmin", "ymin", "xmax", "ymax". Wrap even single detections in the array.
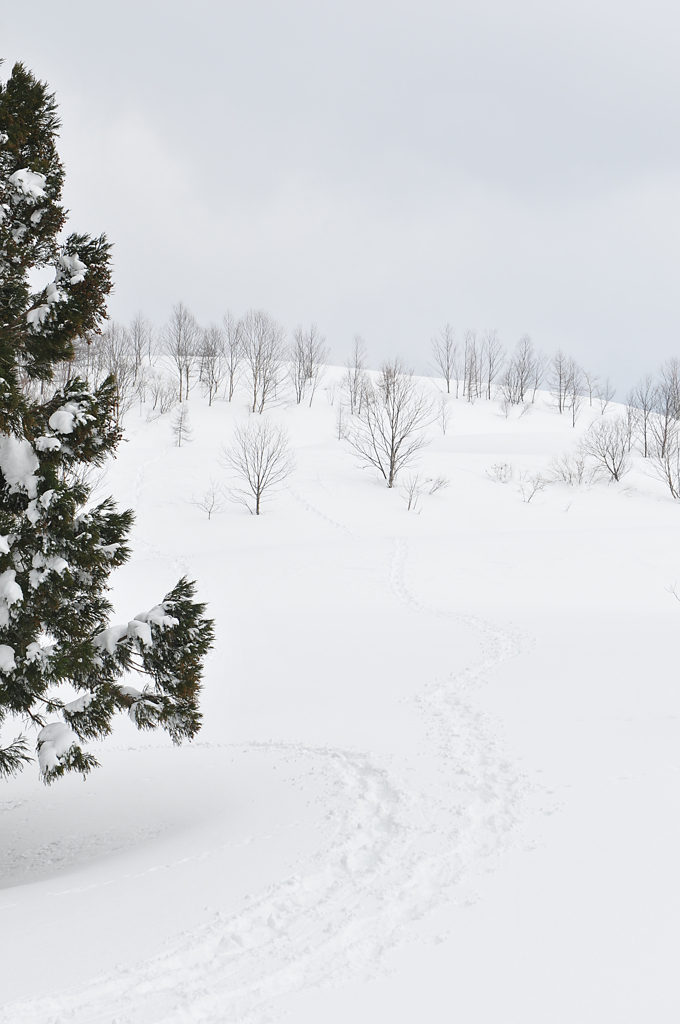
[{"xmin": 1, "ymin": 374, "xmax": 679, "ymax": 1023}]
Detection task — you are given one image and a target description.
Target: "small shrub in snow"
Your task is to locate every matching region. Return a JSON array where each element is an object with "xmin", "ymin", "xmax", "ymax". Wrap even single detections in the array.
[
  {"xmin": 517, "ymin": 470, "xmax": 546, "ymax": 503},
  {"xmin": 171, "ymin": 405, "xmax": 192, "ymax": 447},
  {"xmin": 548, "ymin": 451, "xmax": 592, "ymax": 486},
  {"xmin": 427, "ymin": 474, "xmax": 450, "ymax": 494},
  {"xmin": 437, "ymin": 396, "xmax": 451, "ymax": 435},
  {"xmin": 579, "ymin": 418, "xmax": 631, "ymax": 482},
  {"xmin": 488, "ymin": 462, "xmax": 514, "ymax": 484},
  {"xmin": 401, "ymin": 474, "xmax": 423, "ymax": 512},
  {"xmin": 190, "ymin": 480, "xmax": 227, "ymax": 520}
]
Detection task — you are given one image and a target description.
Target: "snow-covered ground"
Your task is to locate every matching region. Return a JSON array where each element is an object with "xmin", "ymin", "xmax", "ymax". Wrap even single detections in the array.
[{"xmin": 1, "ymin": 375, "xmax": 679, "ymax": 1023}]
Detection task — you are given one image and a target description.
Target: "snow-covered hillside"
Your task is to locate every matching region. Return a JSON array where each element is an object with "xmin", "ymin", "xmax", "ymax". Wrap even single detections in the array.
[{"xmin": 1, "ymin": 375, "xmax": 679, "ymax": 1023}]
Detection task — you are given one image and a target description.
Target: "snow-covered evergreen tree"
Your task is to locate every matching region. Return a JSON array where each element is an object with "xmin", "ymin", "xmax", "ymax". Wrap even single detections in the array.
[{"xmin": 0, "ymin": 62, "xmax": 214, "ymax": 783}]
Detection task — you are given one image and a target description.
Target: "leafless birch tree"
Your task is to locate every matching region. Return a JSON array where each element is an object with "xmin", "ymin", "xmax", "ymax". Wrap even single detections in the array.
[
  {"xmin": 343, "ymin": 335, "xmax": 369, "ymax": 416},
  {"xmin": 221, "ymin": 420, "xmax": 295, "ymax": 514},
  {"xmin": 98, "ymin": 321, "xmax": 137, "ymax": 423},
  {"xmin": 596, "ymin": 377, "xmax": 616, "ymax": 415},
  {"xmin": 129, "ymin": 312, "xmax": 153, "ymax": 382},
  {"xmin": 481, "ymin": 329, "xmax": 505, "ymax": 400},
  {"xmin": 582, "ymin": 368, "xmax": 601, "ymax": 407},
  {"xmin": 431, "ymin": 324, "xmax": 459, "ymax": 395},
  {"xmin": 199, "ymin": 323, "xmax": 225, "ymax": 406},
  {"xmin": 240, "ymin": 309, "xmax": 286, "ymax": 413},
  {"xmin": 346, "ymin": 358, "xmax": 433, "ymax": 487},
  {"xmin": 627, "ymin": 374, "xmax": 655, "ymax": 457},
  {"xmin": 549, "ymin": 349, "xmax": 571, "ymax": 413},
  {"xmin": 500, "ymin": 335, "xmax": 536, "ymax": 405},
  {"xmin": 289, "ymin": 324, "xmax": 329, "ymax": 406},
  {"xmin": 222, "ymin": 312, "xmax": 243, "ymax": 402},
  {"xmin": 163, "ymin": 302, "xmax": 199, "ymax": 402}
]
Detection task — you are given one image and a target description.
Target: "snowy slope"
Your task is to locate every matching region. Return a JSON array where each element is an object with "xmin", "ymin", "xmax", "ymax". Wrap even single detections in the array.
[{"xmin": 1, "ymin": 377, "xmax": 679, "ymax": 1023}]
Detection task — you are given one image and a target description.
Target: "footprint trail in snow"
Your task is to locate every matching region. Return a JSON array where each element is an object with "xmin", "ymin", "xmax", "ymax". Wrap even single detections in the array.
[{"xmin": 1, "ymin": 533, "xmax": 532, "ymax": 1024}]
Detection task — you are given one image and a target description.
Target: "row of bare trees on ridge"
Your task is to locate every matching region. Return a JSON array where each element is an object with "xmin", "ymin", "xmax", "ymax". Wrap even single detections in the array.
[{"xmin": 45, "ymin": 303, "xmax": 680, "ymax": 504}]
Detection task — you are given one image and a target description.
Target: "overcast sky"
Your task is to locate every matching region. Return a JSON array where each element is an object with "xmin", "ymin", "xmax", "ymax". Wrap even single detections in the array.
[{"xmin": 5, "ymin": 0, "xmax": 680, "ymax": 388}]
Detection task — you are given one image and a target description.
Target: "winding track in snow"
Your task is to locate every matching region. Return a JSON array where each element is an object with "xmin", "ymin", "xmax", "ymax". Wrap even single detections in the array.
[{"xmin": 1, "ymin": 511, "xmax": 532, "ymax": 1024}]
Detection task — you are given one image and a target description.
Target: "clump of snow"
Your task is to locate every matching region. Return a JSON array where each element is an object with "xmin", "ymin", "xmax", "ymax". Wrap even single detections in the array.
[
  {"xmin": 126, "ymin": 619, "xmax": 153, "ymax": 646},
  {"xmin": 26, "ymin": 304, "xmax": 51, "ymax": 327},
  {"xmin": 26, "ymin": 282, "xmax": 66, "ymax": 328},
  {"xmin": 48, "ymin": 401, "xmax": 90, "ymax": 435},
  {"xmin": 25, "ymin": 641, "xmax": 54, "ymax": 665},
  {"xmin": 25, "ymin": 499, "xmax": 41, "ymax": 526},
  {"xmin": 93, "ymin": 603, "xmax": 179, "ymax": 655},
  {"xmin": 36, "ymin": 722, "xmax": 76, "ymax": 773},
  {"xmin": 134, "ymin": 606, "xmax": 179, "ymax": 629},
  {"xmin": 0, "ymin": 434, "xmax": 39, "ymax": 497},
  {"xmin": 63, "ymin": 693, "xmax": 94, "ymax": 714},
  {"xmin": 95, "ymin": 543, "xmax": 120, "ymax": 557},
  {"xmin": 9, "ymin": 168, "xmax": 47, "ymax": 200},
  {"xmin": 0, "ymin": 644, "xmax": 16, "ymax": 672},
  {"xmin": 35, "ymin": 436, "xmax": 61, "ymax": 452},
  {"xmin": 0, "ymin": 534, "xmax": 11, "ymax": 554},
  {"xmin": 92, "ymin": 623, "xmax": 129, "ymax": 655},
  {"xmin": 29, "ymin": 552, "xmax": 69, "ymax": 589},
  {"xmin": 117, "ymin": 684, "xmax": 143, "ymax": 699},
  {"xmin": 0, "ymin": 569, "xmax": 23, "ymax": 626},
  {"xmin": 58, "ymin": 253, "xmax": 87, "ymax": 285}
]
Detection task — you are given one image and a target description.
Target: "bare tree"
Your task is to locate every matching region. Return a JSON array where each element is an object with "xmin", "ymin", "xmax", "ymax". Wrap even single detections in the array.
[
  {"xmin": 579, "ymin": 418, "xmax": 630, "ymax": 481},
  {"xmin": 304, "ymin": 324, "xmax": 329, "ymax": 406},
  {"xmin": 530, "ymin": 350, "xmax": 548, "ymax": 402},
  {"xmin": 582, "ymin": 368, "xmax": 601, "ymax": 407},
  {"xmin": 346, "ymin": 358, "xmax": 433, "ymax": 488},
  {"xmin": 148, "ymin": 372, "xmax": 178, "ymax": 416},
  {"xmin": 129, "ymin": 312, "xmax": 153, "ymax": 382},
  {"xmin": 500, "ymin": 335, "xmax": 536, "ymax": 405},
  {"xmin": 199, "ymin": 323, "xmax": 225, "ymax": 406},
  {"xmin": 463, "ymin": 329, "xmax": 481, "ymax": 402},
  {"xmin": 438, "ymin": 395, "xmax": 451, "ymax": 434},
  {"xmin": 222, "ymin": 311, "xmax": 242, "ymax": 402},
  {"xmin": 240, "ymin": 309, "xmax": 286, "ymax": 413},
  {"xmin": 566, "ymin": 357, "xmax": 584, "ymax": 427},
  {"xmin": 289, "ymin": 326, "xmax": 308, "ymax": 405},
  {"xmin": 596, "ymin": 377, "xmax": 616, "ymax": 415},
  {"xmin": 649, "ymin": 360, "xmax": 680, "ymax": 457},
  {"xmin": 171, "ymin": 404, "xmax": 192, "ymax": 447},
  {"xmin": 289, "ymin": 324, "xmax": 329, "ymax": 406},
  {"xmin": 627, "ymin": 374, "xmax": 655, "ymax": 457},
  {"xmin": 401, "ymin": 473, "xmax": 423, "ymax": 511},
  {"xmin": 336, "ymin": 403, "xmax": 349, "ymax": 440},
  {"xmin": 548, "ymin": 450, "xmax": 591, "ymax": 485},
  {"xmin": 221, "ymin": 419, "xmax": 295, "ymax": 514},
  {"xmin": 99, "ymin": 321, "xmax": 137, "ymax": 423},
  {"xmin": 343, "ymin": 335, "xmax": 368, "ymax": 415},
  {"xmin": 163, "ymin": 302, "xmax": 199, "ymax": 402},
  {"xmin": 481, "ymin": 329, "xmax": 505, "ymax": 400},
  {"xmin": 431, "ymin": 324, "xmax": 459, "ymax": 395},
  {"xmin": 517, "ymin": 470, "xmax": 546, "ymax": 502},
  {"xmin": 549, "ymin": 349, "xmax": 571, "ymax": 413},
  {"xmin": 190, "ymin": 479, "xmax": 227, "ymax": 519},
  {"xmin": 650, "ymin": 420, "xmax": 680, "ymax": 498}
]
